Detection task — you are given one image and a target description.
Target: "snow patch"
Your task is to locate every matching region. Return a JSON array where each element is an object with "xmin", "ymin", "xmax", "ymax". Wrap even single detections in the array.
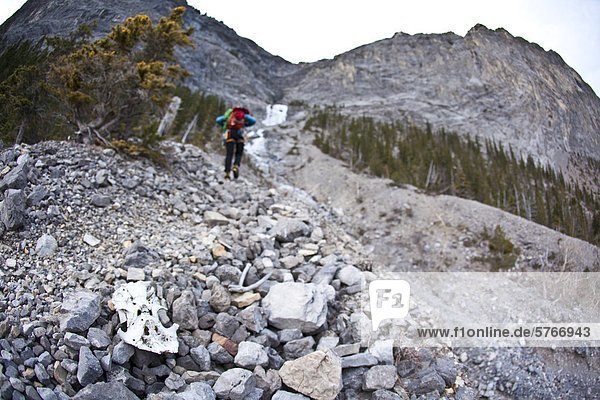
[{"xmin": 263, "ymin": 104, "xmax": 288, "ymax": 126}]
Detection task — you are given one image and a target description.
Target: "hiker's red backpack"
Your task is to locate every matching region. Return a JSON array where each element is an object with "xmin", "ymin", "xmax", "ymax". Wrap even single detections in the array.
[{"xmin": 227, "ymin": 107, "xmax": 250, "ymax": 131}]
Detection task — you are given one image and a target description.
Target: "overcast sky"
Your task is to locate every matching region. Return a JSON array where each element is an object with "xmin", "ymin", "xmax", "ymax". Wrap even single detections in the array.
[{"xmin": 1, "ymin": 0, "xmax": 599, "ymax": 94}]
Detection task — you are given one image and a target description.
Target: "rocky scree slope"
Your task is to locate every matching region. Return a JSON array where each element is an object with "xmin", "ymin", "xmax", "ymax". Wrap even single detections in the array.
[
  {"xmin": 282, "ymin": 25, "xmax": 600, "ymax": 181},
  {"xmin": 245, "ymin": 109, "xmax": 600, "ymax": 399},
  {"xmin": 0, "ymin": 140, "xmax": 485, "ymax": 400}
]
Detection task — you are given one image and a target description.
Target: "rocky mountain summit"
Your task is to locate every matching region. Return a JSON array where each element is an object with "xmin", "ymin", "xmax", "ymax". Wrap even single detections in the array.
[
  {"xmin": 2, "ymin": 1, "xmax": 599, "ymax": 181},
  {"xmin": 282, "ymin": 24, "xmax": 600, "ymax": 180}
]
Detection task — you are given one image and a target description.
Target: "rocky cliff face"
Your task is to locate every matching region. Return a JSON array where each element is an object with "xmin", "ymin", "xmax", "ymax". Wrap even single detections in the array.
[
  {"xmin": 2, "ymin": 2, "xmax": 599, "ymax": 179},
  {"xmin": 0, "ymin": 0, "xmax": 293, "ymax": 110},
  {"xmin": 282, "ymin": 25, "xmax": 600, "ymax": 176}
]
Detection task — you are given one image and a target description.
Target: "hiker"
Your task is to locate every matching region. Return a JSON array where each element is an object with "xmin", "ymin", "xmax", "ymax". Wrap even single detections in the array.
[{"xmin": 216, "ymin": 106, "xmax": 256, "ymax": 180}]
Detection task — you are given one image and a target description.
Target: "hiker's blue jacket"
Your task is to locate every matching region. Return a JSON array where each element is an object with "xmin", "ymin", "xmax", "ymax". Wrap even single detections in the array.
[{"xmin": 216, "ymin": 114, "xmax": 256, "ymax": 128}]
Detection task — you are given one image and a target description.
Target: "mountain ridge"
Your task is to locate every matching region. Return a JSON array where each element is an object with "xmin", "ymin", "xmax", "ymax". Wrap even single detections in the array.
[{"xmin": 1, "ymin": 0, "xmax": 599, "ymax": 184}]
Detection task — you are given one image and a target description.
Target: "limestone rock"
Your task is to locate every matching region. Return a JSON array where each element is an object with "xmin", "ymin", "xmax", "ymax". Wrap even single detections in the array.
[
  {"xmin": 262, "ymin": 282, "xmax": 329, "ymax": 333},
  {"xmin": 278, "ymin": 350, "xmax": 342, "ymax": 400}
]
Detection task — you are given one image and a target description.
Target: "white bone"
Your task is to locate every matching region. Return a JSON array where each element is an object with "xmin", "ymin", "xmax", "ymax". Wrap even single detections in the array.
[{"xmin": 112, "ymin": 281, "xmax": 179, "ymax": 354}]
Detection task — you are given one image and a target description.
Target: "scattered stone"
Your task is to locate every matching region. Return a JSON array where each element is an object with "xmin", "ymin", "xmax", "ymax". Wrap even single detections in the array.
[
  {"xmin": 204, "ymin": 211, "xmax": 229, "ymax": 226},
  {"xmin": 64, "ymin": 332, "xmax": 90, "ymax": 350},
  {"xmin": 312, "ymin": 264, "xmax": 339, "ymax": 285},
  {"xmin": 35, "ymin": 234, "xmax": 58, "ymax": 257},
  {"xmin": 237, "ymin": 305, "xmax": 268, "ymax": 333},
  {"xmin": 172, "ymin": 290, "xmax": 198, "ymax": 331},
  {"xmin": 83, "ymin": 233, "xmax": 101, "ymax": 247},
  {"xmin": 73, "ymin": 381, "xmax": 139, "ymax": 400},
  {"xmin": 207, "ymin": 342, "xmax": 234, "ymax": 364},
  {"xmin": 36, "ymin": 387, "xmax": 58, "ymax": 400},
  {"xmin": 284, "ymin": 336, "xmax": 316, "ymax": 359},
  {"xmin": 0, "ymin": 162, "xmax": 28, "ymax": 192},
  {"xmin": 279, "ymin": 350, "xmax": 342, "ymax": 400},
  {"xmin": 87, "ymin": 328, "xmax": 111, "ymax": 348},
  {"xmin": 317, "ymin": 336, "xmax": 339, "ymax": 351},
  {"xmin": 278, "ymin": 328, "xmax": 303, "ymax": 343},
  {"xmin": 77, "ymin": 346, "xmax": 103, "ymax": 386},
  {"xmin": 363, "ymin": 365, "xmax": 397, "ymax": 390},
  {"xmin": 90, "ymin": 194, "xmax": 113, "ymax": 207},
  {"xmin": 337, "ymin": 265, "xmax": 363, "ymax": 286},
  {"xmin": 123, "ymin": 241, "xmax": 159, "ymax": 268},
  {"xmin": 271, "ymin": 391, "xmax": 310, "ymax": 400},
  {"xmin": 212, "ymin": 332, "xmax": 238, "ymax": 356},
  {"xmin": 209, "ymin": 283, "xmax": 231, "ymax": 313},
  {"xmin": 434, "ymin": 357, "xmax": 458, "ymax": 386},
  {"xmin": 279, "ymin": 255, "xmax": 303, "ymax": 269},
  {"xmin": 332, "ymin": 343, "xmax": 360, "ymax": 357},
  {"xmin": 59, "ymin": 291, "xmax": 101, "ymax": 332},
  {"xmin": 112, "ymin": 341, "xmax": 135, "ymax": 365},
  {"xmin": 406, "ymin": 368, "xmax": 446, "ymax": 395},
  {"xmin": 231, "ymin": 292, "xmax": 261, "ymax": 308},
  {"xmin": 271, "ymin": 218, "xmax": 311, "ymax": 242},
  {"xmin": 175, "ymin": 382, "xmax": 216, "ymax": 400},
  {"xmin": 234, "ymin": 341, "xmax": 269, "ymax": 369},
  {"xmin": 371, "ymin": 389, "xmax": 403, "ymax": 400},
  {"xmin": 213, "ymin": 368, "xmax": 256, "ymax": 400},
  {"xmin": 165, "ymin": 372, "xmax": 186, "ymax": 391},
  {"xmin": 262, "ymin": 282, "xmax": 329, "ymax": 333},
  {"xmin": 126, "ymin": 267, "xmax": 145, "ymax": 281},
  {"xmin": 368, "ymin": 339, "xmax": 394, "ymax": 365},
  {"xmin": 189, "ymin": 346, "xmax": 211, "ymax": 371},
  {"xmin": 341, "ymin": 353, "xmax": 379, "ymax": 368}
]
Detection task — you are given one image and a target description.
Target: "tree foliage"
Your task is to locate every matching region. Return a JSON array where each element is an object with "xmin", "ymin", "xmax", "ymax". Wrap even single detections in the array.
[
  {"xmin": 306, "ymin": 107, "xmax": 600, "ymax": 245},
  {"xmin": 48, "ymin": 6, "xmax": 193, "ymax": 144}
]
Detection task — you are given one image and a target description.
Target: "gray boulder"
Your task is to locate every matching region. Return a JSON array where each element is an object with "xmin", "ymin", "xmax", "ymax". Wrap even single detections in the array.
[
  {"xmin": 234, "ymin": 341, "xmax": 269, "ymax": 369},
  {"xmin": 172, "ymin": 290, "xmax": 198, "ymax": 331},
  {"xmin": 270, "ymin": 218, "xmax": 311, "ymax": 242},
  {"xmin": 0, "ymin": 160, "xmax": 28, "ymax": 192},
  {"xmin": 73, "ymin": 381, "xmax": 139, "ymax": 400},
  {"xmin": 362, "ymin": 365, "xmax": 397, "ymax": 390},
  {"xmin": 1, "ymin": 189, "xmax": 26, "ymax": 230},
  {"xmin": 59, "ymin": 291, "xmax": 101, "ymax": 333},
  {"xmin": 212, "ymin": 368, "xmax": 256, "ymax": 400},
  {"xmin": 77, "ymin": 346, "xmax": 103, "ymax": 386},
  {"xmin": 406, "ymin": 367, "xmax": 446, "ymax": 395},
  {"xmin": 123, "ymin": 241, "xmax": 159, "ymax": 268},
  {"xmin": 27, "ymin": 185, "xmax": 48, "ymax": 206},
  {"xmin": 112, "ymin": 341, "xmax": 135, "ymax": 364},
  {"xmin": 271, "ymin": 390, "xmax": 310, "ymax": 400},
  {"xmin": 262, "ymin": 282, "xmax": 329, "ymax": 333},
  {"xmin": 90, "ymin": 194, "xmax": 113, "ymax": 207},
  {"xmin": 35, "ymin": 234, "xmax": 58, "ymax": 257},
  {"xmin": 189, "ymin": 346, "xmax": 211, "ymax": 371}
]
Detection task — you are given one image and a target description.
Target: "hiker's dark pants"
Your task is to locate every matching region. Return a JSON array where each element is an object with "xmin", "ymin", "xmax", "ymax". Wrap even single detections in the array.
[{"xmin": 224, "ymin": 130, "xmax": 244, "ymax": 173}]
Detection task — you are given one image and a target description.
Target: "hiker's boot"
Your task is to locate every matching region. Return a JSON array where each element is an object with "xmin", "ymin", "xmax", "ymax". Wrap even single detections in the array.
[
  {"xmin": 224, "ymin": 172, "xmax": 231, "ymax": 181},
  {"xmin": 232, "ymin": 165, "xmax": 240, "ymax": 179}
]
